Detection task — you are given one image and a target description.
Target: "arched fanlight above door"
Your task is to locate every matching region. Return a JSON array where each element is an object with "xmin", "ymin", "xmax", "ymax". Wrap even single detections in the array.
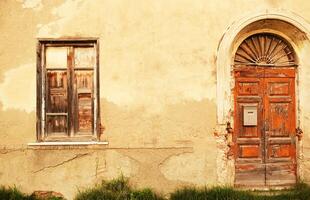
[{"xmin": 234, "ymin": 33, "xmax": 297, "ymax": 67}]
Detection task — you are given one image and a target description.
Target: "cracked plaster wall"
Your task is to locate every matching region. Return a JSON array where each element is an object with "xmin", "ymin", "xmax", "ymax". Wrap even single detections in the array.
[{"xmin": 2, "ymin": 0, "xmax": 310, "ymax": 199}]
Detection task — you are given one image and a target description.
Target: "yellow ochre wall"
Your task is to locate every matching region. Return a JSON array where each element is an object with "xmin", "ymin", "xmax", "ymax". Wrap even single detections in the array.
[{"xmin": 1, "ymin": 0, "xmax": 310, "ymax": 199}]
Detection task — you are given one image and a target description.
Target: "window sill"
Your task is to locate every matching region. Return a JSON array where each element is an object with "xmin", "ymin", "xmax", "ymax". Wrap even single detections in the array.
[{"xmin": 28, "ymin": 141, "xmax": 108, "ymax": 146}]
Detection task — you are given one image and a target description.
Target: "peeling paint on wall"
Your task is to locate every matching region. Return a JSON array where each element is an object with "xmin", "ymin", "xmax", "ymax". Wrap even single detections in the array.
[
  {"xmin": 100, "ymin": 150, "xmax": 139, "ymax": 179},
  {"xmin": 17, "ymin": 0, "xmax": 42, "ymax": 10},
  {"xmin": 160, "ymin": 152, "xmax": 207, "ymax": 184},
  {"xmin": 0, "ymin": 64, "xmax": 35, "ymax": 113},
  {"xmin": 36, "ymin": 0, "xmax": 90, "ymax": 37}
]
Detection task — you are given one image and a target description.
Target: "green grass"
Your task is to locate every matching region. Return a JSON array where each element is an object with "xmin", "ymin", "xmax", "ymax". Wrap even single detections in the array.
[
  {"xmin": 170, "ymin": 187, "xmax": 267, "ymax": 200},
  {"xmin": 75, "ymin": 177, "xmax": 310, "ymax": 200},
  {"xmin": 2, "ymin": 178, "xmax": 310, "ymax": 200},
  {"xmin": 170, "ymin": 183, "xmax": 310, "ymax": 200},
  {"xmin": 0, "ymin": 186, "xmax": 35, "ymax": 200},
  {"xmin": 0, "ymin": 186, "xmax": 65, "ymax": 200},
  {"xmin": 74, "ymin": 176, "xmax": 164, "ymax": 200}
]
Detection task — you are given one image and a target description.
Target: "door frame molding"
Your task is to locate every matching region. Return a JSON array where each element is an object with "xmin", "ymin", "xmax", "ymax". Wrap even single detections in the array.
[{"xmin": 216, "ymin": 9, "xmax": 310, "ymax": 185}]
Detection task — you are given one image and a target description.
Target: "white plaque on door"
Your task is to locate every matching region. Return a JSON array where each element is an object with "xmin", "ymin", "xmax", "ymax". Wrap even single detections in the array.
[{"xmin": 243, "ymin": 106, "xmax": 257, "ymax": 126}]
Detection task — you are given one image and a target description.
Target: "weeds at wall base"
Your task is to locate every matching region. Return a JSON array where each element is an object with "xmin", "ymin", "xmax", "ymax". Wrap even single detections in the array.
[
  {"xmin": 75, "ymin": 176, "xmax": 310, "ymax": 200},
  {"xmin": 2, "ymin": 177, "xmax": 310, "ymax": 200},
  {"xmin": 0, "ymin": 186, "xmax": 63, "ymax": 200}
]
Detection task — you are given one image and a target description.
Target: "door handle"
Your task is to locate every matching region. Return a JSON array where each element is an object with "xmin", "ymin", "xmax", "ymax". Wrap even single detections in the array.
[{"xmin": 296, "ymin": 127, "xmax": 303, "ymax": 141}]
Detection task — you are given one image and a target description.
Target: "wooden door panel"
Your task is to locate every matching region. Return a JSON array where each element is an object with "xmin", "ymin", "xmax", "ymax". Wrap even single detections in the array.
[
  {"xmin": 239, "ymin": 126, "xmax": 259, "ymax": 137},
  {"xmin": 264, "ymin": 77, "xmax": 296, "ymax": 185},
  {"xmin": 268, "ymin": 102, "xmax": 291, "ymax": 137},
  {"xmin": 234, "ymin": 67, "xmax": 265, "ymax": 78},
  {"xmin": 268, "ymin": 82, "xmax": 289, "ymax": 95},
  {"xmin": 266, "ymin": 163, "xmax": 296, "ymax": 186},
  {"xmin": 235, "ymin": 164, "xmax": 265, "ymax": 187},
  {"xmin": 267, "ymin": 144, "xmax": 291, "ymax": 159},
  {"xmin": 234, "ymin": 73, "xmax": 265, "ymax": 186},
  {"xmin": 235, "ymin": 101, "xmax": 263, "ymax": 162},
  {"xmin": 237, "ymin": 82, "xmax": 260, "ymax": 95},
  {"xmin": 264, "ymin": 68, "xmax": 295, "ymax": 78},
  {"xmin": 234, "ymin": 68, "xmax": 296, "ymax": 187},
  {"xmin": 239, "ymin": 145, "xmax": 260, "ymax": 158}
]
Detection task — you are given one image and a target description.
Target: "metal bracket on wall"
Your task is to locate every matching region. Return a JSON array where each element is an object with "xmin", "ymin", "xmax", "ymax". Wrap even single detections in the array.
[
  {"xmin": 226, "ymin": 121, "xmax": 234, "ymax": 158},
  {"xmin": 296, "ymin": 127, "xmax": 303, "ymax": 141}
]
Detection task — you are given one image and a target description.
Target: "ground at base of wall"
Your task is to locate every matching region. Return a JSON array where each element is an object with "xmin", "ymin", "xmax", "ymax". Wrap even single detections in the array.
[
  {"xmin": 3, "ymin": 177, "xmax": 310, "ymax": 200},
  {"xmin": 0, "ymin": 186, "xmax": 64, "ymax": 200}
]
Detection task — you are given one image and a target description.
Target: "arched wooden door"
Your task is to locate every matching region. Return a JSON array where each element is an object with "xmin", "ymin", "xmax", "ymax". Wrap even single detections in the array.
[{"xmin": 233, "ymin": 33, "xmax": 297, "ymax": 187}]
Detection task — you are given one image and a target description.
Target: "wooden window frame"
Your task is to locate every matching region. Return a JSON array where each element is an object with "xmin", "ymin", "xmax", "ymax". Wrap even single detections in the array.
[{"xmin": 36, "ymin": 38, "xmax": 100, "ymax": 142}]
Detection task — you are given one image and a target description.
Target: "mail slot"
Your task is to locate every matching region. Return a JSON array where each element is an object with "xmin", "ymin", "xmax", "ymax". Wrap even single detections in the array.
[{"xmin": 243, "ymin": 106, "xmax": 257, "ymax": 126}]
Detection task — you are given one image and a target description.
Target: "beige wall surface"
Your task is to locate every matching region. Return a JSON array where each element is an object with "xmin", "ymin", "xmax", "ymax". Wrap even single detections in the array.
[{"xmin": 1, "ymin": 0, "xmax": 310, "ymax": 199}]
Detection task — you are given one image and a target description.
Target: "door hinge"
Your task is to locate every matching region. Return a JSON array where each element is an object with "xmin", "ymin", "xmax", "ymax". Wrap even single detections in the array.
[
  {"xmin": 296, "ymin": 127, "xmax": 303, "ymax": 141},
  {"xmin": 226, "ymin": 121, "xmax": 233, "ymax": 135},
  {"xmin": 226, "ymin": 122, "xmax": 234, "ymax": 159}
]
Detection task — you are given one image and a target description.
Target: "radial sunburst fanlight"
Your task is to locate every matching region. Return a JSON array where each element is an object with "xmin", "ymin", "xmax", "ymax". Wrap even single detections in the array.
[{"xmin": 234, "ymin": 34, "xmax": 296, "ymax": 66}]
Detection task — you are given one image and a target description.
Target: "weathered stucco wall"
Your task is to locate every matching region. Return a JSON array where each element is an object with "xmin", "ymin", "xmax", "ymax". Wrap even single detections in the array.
[{"xmin": 2, "ymin": 0, "xmax": 310, "ymax": 199}]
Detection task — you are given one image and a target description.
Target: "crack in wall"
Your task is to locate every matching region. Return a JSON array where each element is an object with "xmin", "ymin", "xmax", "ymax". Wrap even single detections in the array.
[
  {"xmin": 32, "ymin": 152, "xmax": 92, "ymax": 173},
  {"xmin": 158, "ymin": 150, "xmax": 194, "ymax": 166},
  {"xmin": 94, "ymin": 156, "xmax": 107, "ymax": 178},
  {"xmin": 95, "ymin": 157, "xmax": 99, "ymax": 178}
]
